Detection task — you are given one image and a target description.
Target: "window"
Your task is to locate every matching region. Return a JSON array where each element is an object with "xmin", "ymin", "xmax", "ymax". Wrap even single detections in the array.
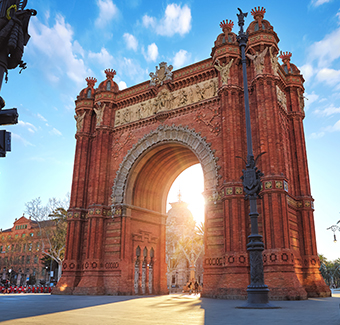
[
  {"xmin": 29, "ymin": 233, "xmax": 33, "ymax": 237},
  {"xmin": 23, "ymin": 243, "xmax": 26, "ymax": 252},
  {"xmin": 11, "ymin": 244, "xmax": 14, "ymax": 251},
  {"xmin": 26, "ymin": 255, "xmax": 30, "ymax": 264},
  {"xmin": 34, "ymin": 255, "xmax": 38, "ymax": 264},
  {"xmin": 106, "ymin": 80, "xmax": 111, "ymax": 91},
  {"xmin": 33, "ymin": 268, "xmax": 36, "ymax": 276},
  {"xmin": 28, "ymin": 243, "xmax": 32, "ymax": 251},
  {"xmin": 6, "ymin": 245, "xmax": 10, "ymax": 253},
  {"xmin": 15, "ymin": 234, "xmax": 18, "ymax": 239},
  {"xmin": 87, "ymin": 88, "xmax": 92, "ymax": 98},
  {"xmin": 21, "ymin": 256, "xmax": 24, "ymax": 264},
  {"xmin": 22, "ymin": 233, "xmax": 26, "ymax": 238},
  {"xmin": 8, "ymin": 235, "xmax": 11, "ymax": 239},
  {"xmin": 36, "ymin": 242, "xmax": 40, "ymax": 251}
]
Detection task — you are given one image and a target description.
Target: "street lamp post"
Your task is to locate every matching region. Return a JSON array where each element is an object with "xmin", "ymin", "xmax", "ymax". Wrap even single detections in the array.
[
  {"xmin": 236, "ymin": 8, "xmax": 278, "ymax": 309},
  {"xmin": 327, "ymin": 220, "xmax": 340, "ymax": 243}
]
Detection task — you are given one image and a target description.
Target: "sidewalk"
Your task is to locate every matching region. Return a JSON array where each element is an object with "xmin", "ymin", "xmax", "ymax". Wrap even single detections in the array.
[{"xmin": 0, "ymin": 291, "xmax": 339, "ymax": 325}]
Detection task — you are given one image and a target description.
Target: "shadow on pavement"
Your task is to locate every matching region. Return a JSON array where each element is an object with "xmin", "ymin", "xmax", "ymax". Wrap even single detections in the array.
[{"xmin": 0, "ymin": 294, "xmax": 140, "ymax": 322}]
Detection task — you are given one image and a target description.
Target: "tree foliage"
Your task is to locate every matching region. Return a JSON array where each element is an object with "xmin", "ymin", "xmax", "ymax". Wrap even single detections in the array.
[
  {"xmin": 319, "ymin": 254, "xmax": 340, "ymax": 288},
  {"xmin": 25, "ymin": 196, "xmax": 69, "ymax": 281}
]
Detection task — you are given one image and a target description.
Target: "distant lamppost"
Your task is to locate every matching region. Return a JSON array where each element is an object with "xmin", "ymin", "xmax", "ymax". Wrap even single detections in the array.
[
  {"xmin": 236, "ymin": 8, "xmax": 278, "ymax": 309},
  {"xmin": 327, "ymin": 220, "xmax": 340, "ymax": 243},
  {"xmin": 8, "ymin": 268, "xmax": 12, "ymax": 285}
]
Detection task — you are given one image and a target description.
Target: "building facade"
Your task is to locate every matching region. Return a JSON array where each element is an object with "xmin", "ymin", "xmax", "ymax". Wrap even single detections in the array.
[
  {"xmin": 55, "ymin": 7, "xmax": 330, "ymax": 299},
  {"xmin": 0, "ymin": 216, "xmax": 56, "ymax": 285}
]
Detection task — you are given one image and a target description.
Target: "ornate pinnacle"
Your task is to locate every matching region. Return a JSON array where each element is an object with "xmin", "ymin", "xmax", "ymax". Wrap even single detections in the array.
[
  {"xmin": 85, "ymin": 77, "xmax": 97, "ymax": 88},
  {"xmin": 279, "ymin": 51, "xmax": 292, "ymax": 71},
  {"xmin": 251, "ymin": 6, "xmax": 266, "ymax": 20},
  {"xmin": 220, "ymin": 20, "xmax": 234, "ymax": 33},
  {"xmin": 105, "ymin": 69, "xmax": 116, "ymax": 80}
]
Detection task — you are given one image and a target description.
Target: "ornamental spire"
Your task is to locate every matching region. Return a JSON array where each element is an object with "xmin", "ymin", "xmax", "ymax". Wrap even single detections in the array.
[
  {"xmin": 251, "ymin": 6, "xmax": 266, "ymax": 21},
  {"xmin": 279, "ymin": 51, "xmax": 292, "ymax": 71},
  {"xmin": 105, "ymin": 69, "xmax": 116, "ymax": 80},
  {"xmin": 220, "ymin": 19, "xmax": 234, "ymax": 33},
  {"xmin": 85, "ymin": 77, "xmax": 97, "ymax": 88}
]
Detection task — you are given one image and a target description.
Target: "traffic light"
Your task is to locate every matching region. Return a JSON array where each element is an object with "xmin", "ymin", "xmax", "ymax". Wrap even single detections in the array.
[
  {"xmin": 0, "ymin": 96, "xmax": 18, "ymax": 158},
  {"xmin": 0, "ymin": 130, "xmax": 11, "ymax": 157}
]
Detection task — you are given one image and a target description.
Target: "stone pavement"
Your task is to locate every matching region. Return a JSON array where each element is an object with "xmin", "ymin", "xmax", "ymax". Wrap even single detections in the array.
[{"xmin": 0, "ymin": 290, "xmax": 339, "ymax": 325}]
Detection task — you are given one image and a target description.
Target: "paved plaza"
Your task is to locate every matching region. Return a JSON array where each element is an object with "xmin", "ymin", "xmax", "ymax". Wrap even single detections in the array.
[{"xmin": 0, "ymin": 290, "xmax": 339, "ymax": 325}]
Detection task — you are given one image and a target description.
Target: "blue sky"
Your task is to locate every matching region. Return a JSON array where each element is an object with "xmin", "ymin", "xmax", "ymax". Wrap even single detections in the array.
[{"xmin": 0, "ymin": 0, "xmax": 339, "ymax": 261}]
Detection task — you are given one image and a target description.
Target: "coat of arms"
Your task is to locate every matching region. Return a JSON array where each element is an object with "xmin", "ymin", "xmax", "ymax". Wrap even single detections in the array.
[{"xmin": 149, "ymin": 62, "xmax": 173, "ymax": 86}]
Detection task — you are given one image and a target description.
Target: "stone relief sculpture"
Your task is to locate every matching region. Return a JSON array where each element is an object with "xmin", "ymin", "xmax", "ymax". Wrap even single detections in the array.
[
  {"xmin": 114, "ymin": 78, "xmax": 218, "ymax": 127},
  {"xmin": 195, "ymin": 84, "xmax": 205, "ymax": 101},
  {"xmin": 75, "ymin": 111, "xmax": 86, "ymax": 132},
  {"xmin": 214, "ymin": 58, "xmax": 234, "ymax": 85},
  {"xmin": 94, "ymin": 102, "xmax": 106, "ymax": 126},
  {"xmin": 297, "ymin": 89, "xmax": 305, "ymax": 111},
  {"xmin": 269, "ymin": 47, "xmax": 279, "ymax": 76},
  {"xmin": 246, "ymin": 47, "xmax": 268, "ymax": 75},
  {"xmin": 149, "ymin": 62, "xmax": 173, "ymax": 86},
  {"xmin": 276, "ymin": 85, "xmax": 287, "ymax": 112}
]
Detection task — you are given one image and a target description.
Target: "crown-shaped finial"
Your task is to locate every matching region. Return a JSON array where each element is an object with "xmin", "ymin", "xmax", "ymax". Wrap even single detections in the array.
[
  {"xmin": 280, "ymin": 51, "xmax": 292, "ymax": 71},
  {"xmin": 85, "ymin": 77, "xmax": 97, "ymax": 88},
  {"xmin": 220, "ymin": 20, "xmax": 234, "ymax": 33},
  {"xmin": 251, "ymin": 6, "xmax": 266, "ymax": 20},
  {"xmin": 279, "ymin": 51, "xmax": 292, "ymax": 61},
  {"xmin": 105, "ymin": 69, "xmax": 116, "ymax": 80}
]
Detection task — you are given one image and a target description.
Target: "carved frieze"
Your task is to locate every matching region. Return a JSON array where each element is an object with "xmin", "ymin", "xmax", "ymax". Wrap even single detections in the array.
[{"xmin": 114, "ymin": 78, "xmax": 218, "ymax": 127}]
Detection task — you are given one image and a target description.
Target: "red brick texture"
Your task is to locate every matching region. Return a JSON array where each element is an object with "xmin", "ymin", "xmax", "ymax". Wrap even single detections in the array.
[{"xmin": 53, "ymin": 10, "xmax": 330, "ymax": 299}]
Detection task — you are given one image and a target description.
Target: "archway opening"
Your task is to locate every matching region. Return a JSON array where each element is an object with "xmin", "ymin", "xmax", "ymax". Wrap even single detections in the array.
[{"xmin": 166, "ymin": 164, "xmax": 205, "ymax": 294}]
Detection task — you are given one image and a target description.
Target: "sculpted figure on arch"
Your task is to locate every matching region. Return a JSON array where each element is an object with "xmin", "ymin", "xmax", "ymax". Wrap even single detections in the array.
[
  {"xmin": 214, "ymin": 58, "xmax": 234, "ymax": 85},
  {"xmin": 75, "ymin": 111, "xmax": 86, "ymax": 132},
  {"xmin": 94, "ymin": 102, "xmax": 106, "ymax": 126},
  {"xmin": 246, "ymin": 47, "xmax": 268, "ymax": 75}
]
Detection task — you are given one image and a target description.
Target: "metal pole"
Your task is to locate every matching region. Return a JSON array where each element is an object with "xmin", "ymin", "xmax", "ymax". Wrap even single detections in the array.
[{"xmin": 236, "ymin": 8, "xmax": 278, "ymax": 309}]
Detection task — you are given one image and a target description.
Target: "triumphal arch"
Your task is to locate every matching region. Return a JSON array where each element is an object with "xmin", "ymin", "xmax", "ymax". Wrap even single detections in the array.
[{"xmin": 54, "ymin": 8, "xmax": 330, "ymax": 299}]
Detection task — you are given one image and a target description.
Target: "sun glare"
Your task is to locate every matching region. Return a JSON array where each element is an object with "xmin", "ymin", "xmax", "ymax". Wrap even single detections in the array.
[{"xmin": 167, "ymin": 164, "xmax": 205, "ymax": 225}]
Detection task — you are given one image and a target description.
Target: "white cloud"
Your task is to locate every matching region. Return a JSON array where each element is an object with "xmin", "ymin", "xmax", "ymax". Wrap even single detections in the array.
[
  {"xmin": 95, "ymin": 0, "xmax": 119, "ymax": 28},
  {"xmin": 308, "ymin": 27, "xmax": 340, "ymax": 69},
  {"xmin": 304, "ymin": 91, "xmax": 319, "ymax": 111},
  {"xmin": 88, "ymin": 47, "xmax": 114, "ymax": 67},
  {"xmin": 310, "ymin": 0, "xmax": 332, "ymax": 6},
  {"xmin": 119, "ymin": 57, "xmax": 147, "ymax": 83},
  {"xmin": 50, "ymin": 128, "xmax": 62, "ymax": 136},
  {"xmin": 142, "ymin": 15, "xmax": 156, "ymax": 29},
  {"xmin": 36, "ymin": 113, "xmax": 47, "ymax": 122},
  {"xmin": 143, "ymin": 4, "xmax": 192, "ymax": 37},
  {"xmin": 144, "ymin": 43, "xmax": 158, "ymax": 62},
  {"xmin": 325, "ymin": 119, "xmax": 340, "ymax": 132},
  {"xmin": 299, "ymin": 63, "xmax": 314, "ymax": 83},
  {"xmin": 314, "ymin": 104, "xmax": 340, "ymax": 116},
  {"xmin": 316, "ymin": 68, "xmax": 340, "ymax": 86},
  {"xmin": 29, "ymin": 14, "xmax": 89, "ymax": 86},
  {"xmin": 18, "ymin": 120, "xmax": 37, "ymax": 133},
  {"xmin": 309, "ymin": 132, "xmax": 325, "ymax": 139},
  {"xmin": 118, "ymin": 81, "xmax": 127, "ymax": 90},
  {"xmin": 173, "ymin": 49, "xmax": 191, "ymax": 69},
  {"xmin": 123, "ymin": 33, "xmax": 138, "ymax": 51},
  {"xmin": 11, "ymin": 133, "xmax": 34, "ymax": 147}
]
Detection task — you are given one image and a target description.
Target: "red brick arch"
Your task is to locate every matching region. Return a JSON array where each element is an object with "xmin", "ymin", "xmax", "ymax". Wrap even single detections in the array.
[
  {"xmin": 54, "ymin": 9, "xmax": 330, "ymax": 299},
  {"xmin": 111, "ymin": 124, "xmax": 220, "ymax": 214}
]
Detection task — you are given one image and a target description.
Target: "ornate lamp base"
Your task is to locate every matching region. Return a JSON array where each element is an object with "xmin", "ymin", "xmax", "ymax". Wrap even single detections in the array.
[{"xmin": 237, "ymin": 288, "xmax": 281, "ymax": 309}]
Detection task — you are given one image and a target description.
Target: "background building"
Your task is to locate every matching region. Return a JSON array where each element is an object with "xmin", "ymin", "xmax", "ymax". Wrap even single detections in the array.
[
  {"xmin": 0, "ymin": 215, "xmax": 58, "ymax": 286},
  {"xmin": 166, "ymin": 194, "xmax": 204, "ymax": 291}
]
